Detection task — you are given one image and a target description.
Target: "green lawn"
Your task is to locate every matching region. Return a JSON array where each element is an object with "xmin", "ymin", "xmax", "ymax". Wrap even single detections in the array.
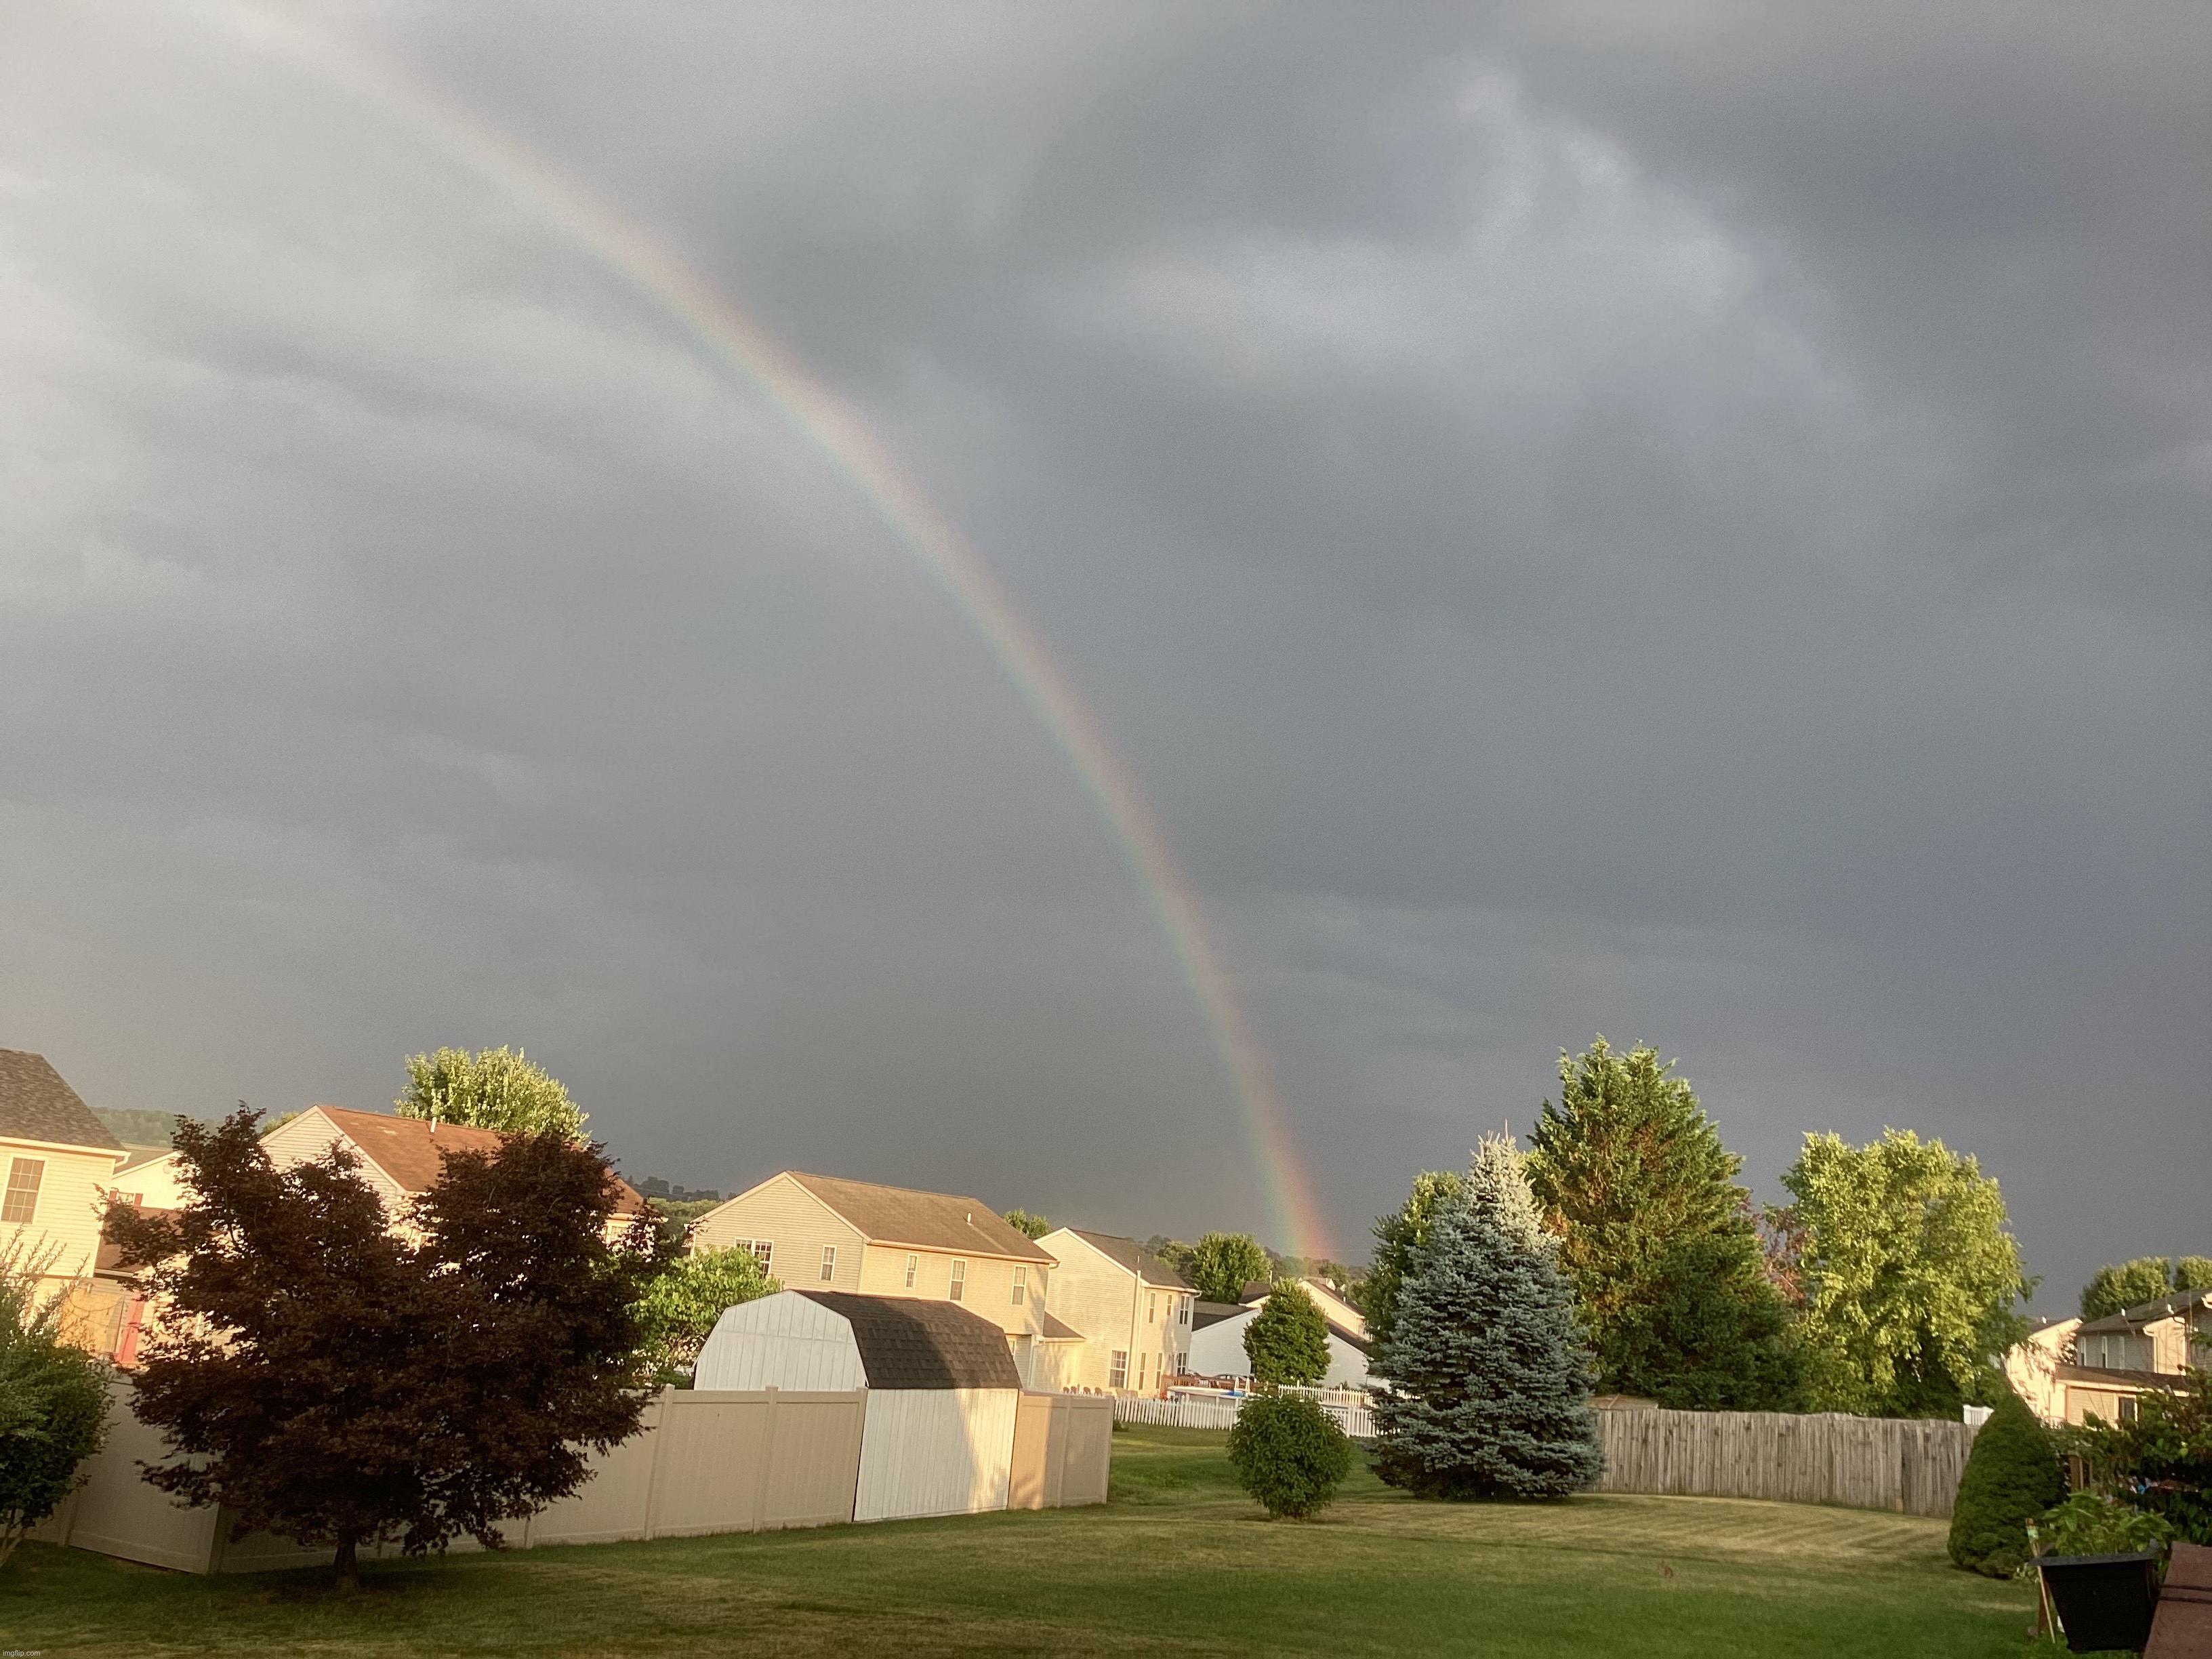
[{"xmin": 2, "ymin": 1426, "xmax": 2042, "ymax": 1657}]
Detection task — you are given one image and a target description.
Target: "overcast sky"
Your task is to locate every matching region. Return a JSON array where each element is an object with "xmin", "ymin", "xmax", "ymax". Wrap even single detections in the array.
[{"xmin": 3, "ymin": 2, "xmax": 2205, "ymax": 1308}]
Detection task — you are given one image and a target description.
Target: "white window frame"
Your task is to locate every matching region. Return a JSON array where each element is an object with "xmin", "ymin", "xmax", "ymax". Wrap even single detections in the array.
[
  {"xmin": 751, "ymin": 1239, "xmax": 773, "ymax": 1270},
  {"xmin": 1109, "ymin": 1349, "xmax": 1128, "ymax": 1390},
  {"xmin": 2, "ymin": 1158, "xmax": 43, "ymax": 1226},
  {"xmin": 1147, "ymin": 1292, "xmax": 1158, "ymax": 1324},
  {"xmin": 819, "ymin": 1245, "xmax": 837, "ymax": 1282},
  {"xmin": 949, "ymin": 1258, "xmax": 967, "ymax": 1303},
  {"xmin": 1175, "ymin": 1350, "xmax": 1189, "ymax": 1376},
  {"xmin": 904, "ymin": 1252, "xmax": 919, "ymax": 1289},
  {"xmin": 1010, "ymin": 1265, "xmax": 1026, "ymax": 1306}
]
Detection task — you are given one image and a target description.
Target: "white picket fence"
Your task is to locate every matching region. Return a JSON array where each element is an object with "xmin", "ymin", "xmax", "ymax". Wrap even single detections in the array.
[{"xmin": 1113, "ymin": 1392, "xmax": 1377, "ymax": 1440}]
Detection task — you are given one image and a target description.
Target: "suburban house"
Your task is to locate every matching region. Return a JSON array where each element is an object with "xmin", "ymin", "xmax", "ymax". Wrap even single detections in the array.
[
  {"xmin": 689, "ymin": 1172, "xmax": 1076, "ymax": 1389},
  {"xmin": 260, "ymin": 1105, "xmax": 650, "ymax": 1239},
  {"xmin": 0, "ymin": 1050, "xmax": 131, "ymax": 1351},
  {"xmin": 1187, "ymin": 1277, "xmax": 1374, "ymax": 1391},
  {"xmin": 2007, "ymin": 1290, "xmax": 2212, "ymax": 1425},
  {"xmin": 1032, "ymin": 1227, "xmax": 1194, "ymax": 1395}
]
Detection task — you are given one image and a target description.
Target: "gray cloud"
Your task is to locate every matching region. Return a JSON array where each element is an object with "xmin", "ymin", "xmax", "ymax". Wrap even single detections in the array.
[{"xmin": 2, "ymin": 1, "xmax": 2203, "ymax": 1306}]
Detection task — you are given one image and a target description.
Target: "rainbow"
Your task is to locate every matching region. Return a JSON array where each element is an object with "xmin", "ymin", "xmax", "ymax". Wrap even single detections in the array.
[{"xmin": 237, "ymin": 6, "xmax": 1332, "ymax": 1261}]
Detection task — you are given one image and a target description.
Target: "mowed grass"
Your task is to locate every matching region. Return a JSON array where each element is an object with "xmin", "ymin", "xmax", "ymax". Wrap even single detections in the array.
[{"xmin": 2, "ymin": 1426, "xmax": 2038, "ymax": 1657}]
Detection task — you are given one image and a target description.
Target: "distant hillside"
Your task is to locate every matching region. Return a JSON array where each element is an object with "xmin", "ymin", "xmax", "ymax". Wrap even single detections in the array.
[{"xmin": 92, "ymin": 1107, "xmax": 213, "ymax": 1149}]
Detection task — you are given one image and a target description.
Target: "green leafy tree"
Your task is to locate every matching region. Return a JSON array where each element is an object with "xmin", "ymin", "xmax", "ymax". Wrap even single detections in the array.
[
  {"xmin": 634, "ymin": 1247, "xmax": 777, "ymax": 1381},
  {"xmin": 1244, "ymin": 1281, "xmax": 1330, "ymax": 1387},
  {"xmin": 1002, "ymin": 1208, "xmax": 1050, "ymax": 1240},
  {"xmin": 1946, "ymin": 1391, "xmax": 2062, "ymax": 1576},
  {"xmin": 1141, "ymin": 1237, "xmax": 1194, "ymax": 1276},
  {"xmin": 1185, "ymin": 1232, "xmax": 1271, "ymax": 1305},
  {"xmin": 106, "ymin": 1109, "xmax": 655, "ymax": 1590},
  {"xmin": 1366, "ymin": 1170, "xmax": 1465, "ymax": 1355},
  {"xmin": 396, "ymin": 1046, "xmax": 584, "ymax": 1139},
  {"xmin": 2179, "ymin": 1257, "xmax": 2212, "ymax": 1294},
  {"xmin": 1527, "ymin": 1038, "xmax": 1803, "ymax": 1410},
  {"xmin": 1227, "ymin": 1391, "xmax": 1354, "ymax": 1519},
  {"xmin": 0, "ymin": 1246, "xmax": 109, "ymax": 1568},
  {"xmin": 1782, "ymin": 1129, "xmax": 2031, "ymax": 1417},
  {"xmin": 1372, "ymin": 1136, "xmax": 1603, "ymax": 1500},
  {"xmin": 2082, "ymin": 1257, "xmax": 2183, "ymax": 1321}
]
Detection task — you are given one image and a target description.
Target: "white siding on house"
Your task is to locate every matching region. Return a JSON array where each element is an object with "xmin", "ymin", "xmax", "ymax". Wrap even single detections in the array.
[
  {"xmin": 695, "ymin": 1292, "xmax": 869, "ymax": 1392},
  {"xmin": 262, "ymin": 1111, "xmax": 412, "ymax": 1218},
  {"xmin": 855, "ymin": 1388, "xmax": 1017, "ymax": 1523},
  {"xmin": 1186, "ymin": 1307, "xmax": 1372, "ymax": 1391}
]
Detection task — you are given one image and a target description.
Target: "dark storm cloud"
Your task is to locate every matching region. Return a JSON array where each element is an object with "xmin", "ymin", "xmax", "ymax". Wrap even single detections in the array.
[{"xmin": 2, "ymin": 3, "xmax": 2203, "ymax": 1301}]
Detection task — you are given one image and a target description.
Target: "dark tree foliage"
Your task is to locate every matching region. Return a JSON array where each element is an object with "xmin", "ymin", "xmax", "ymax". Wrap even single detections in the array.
[
  {"xmin": 1227, "ymin": 1391, "xmax": 1354, "ymax": 1519},
  {"xmin": 1527, "ymin": 1038, "xmax": 1803, "ymax": 1410},
  {"xmin": 1946, "ymin": 1391, "xmax": 2062, "ymax": 1576},
  {"xmin": 1365, "ymin": 1169, "xmax": 1465, "ymax": 1356},
  {"xmin": 0, "ymin": 1249, "xmax": 110, "ymax": 1565},
  {"xmin": 1372, "ymin": 1142, "xmax": 1603, "ymax": 1501},
  {"xmin": 106, "ymin": 1109, "xmax": 657, "ymax": 1590},
  {"xmin": 1244, "ymin": 1281, "xmax": 1330, "ymax": 1387}
]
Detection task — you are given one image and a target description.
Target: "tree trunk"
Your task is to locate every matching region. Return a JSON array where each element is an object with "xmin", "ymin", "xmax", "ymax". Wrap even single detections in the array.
[{"xmin": 333, "ymin": 1533, "xmax": 361, "ymax": 1593}]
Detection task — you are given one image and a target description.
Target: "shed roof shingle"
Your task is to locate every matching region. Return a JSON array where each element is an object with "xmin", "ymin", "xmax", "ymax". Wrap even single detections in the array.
[
  {"xmin": 797, "ymin": 1290, "xmax": 1023, "ymax": 1389},
  {"xmin": 785, "ymin": 1172, "xmax": 1054, "ymax": 1262},
  {"xmin": 0, "ymin": 1052, "xmax": 125, "ymax": 1154}
]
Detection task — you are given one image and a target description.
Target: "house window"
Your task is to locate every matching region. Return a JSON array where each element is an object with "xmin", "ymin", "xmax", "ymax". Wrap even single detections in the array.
[
  {"xmin": 1109, "ymin": 1350, "xmax": 1128, "ymax": 1389},
  {"xmin": 1140, "ymin": 1352, "xmax": 1151, "ymax": 1389},
  {"xmin": 1011, "ymin": 1265, "xmax": 1026, "ymax": 1306},
  {"xmin": 950, "ymin": 1259, "xmax": 967, "ymax": 1303},
  {"xmin": 905, "ymin": 1253, "xmax": 919, "ymax": 1289},
  {"xmin": 1175, "ymin": 1351, "xmax": 1189, "ymax": 1376},
  {"xmin": 1, "ymin": 1159, "xmax": 43, "ymax": 1225},
  {"xmin": 750, "ymin": 1240, "xmax": 773, "ymax": 1270},
  {"xmin": 819, "ymin": 1246, "xmax": 837, "ymax": 1282},
  {"xmin": 2119, "ymin": 1397, "xmax": 2138, "ymax": 1424},
  {"xmin": 1179, "ymin": 1297, "xmax": 1190, "ymax": 1326}
]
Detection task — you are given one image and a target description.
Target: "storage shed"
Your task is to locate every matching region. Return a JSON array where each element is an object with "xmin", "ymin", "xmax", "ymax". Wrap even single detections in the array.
[{"xmin": 695, "ymin": 1289, "xmax": 1023, "ymax": 1522}]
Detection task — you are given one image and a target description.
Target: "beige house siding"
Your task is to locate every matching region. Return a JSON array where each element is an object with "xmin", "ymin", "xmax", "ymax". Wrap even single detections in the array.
[
  {"xmin": 262, "ymin": 1110, "xmax": 414, "ymax": 1219},
  {"xmin": 105, "ymin": 1151, "xmax": 191, "ymax": 1214},
  {"xmin": 1035, "ymin": 1229, "xmax": 1189, "ymax": 1394},
  {"xmin": 689, "ymin": 1172, "xmax": 867, "ymax": 1290},
  {"xmin": 3, "ymin": 1137, "xmax": 125, "ymax": 1282}
]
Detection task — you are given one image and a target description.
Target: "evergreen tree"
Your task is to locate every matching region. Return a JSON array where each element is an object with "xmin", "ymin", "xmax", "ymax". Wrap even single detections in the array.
[
  {"xmin": 1366, "ymin": 1170, "xmax": 1465, "ymax": 1355},
  {"xmin": 1527, "ymin": 1038, "xmax": 1803, "ymax": 1410},
  {"xmin": 1244, "ymin": 1281, "xmax": 1330, "ymax": 1387},
  {"xmin": 1372, "ymin": 1137, "xmax": 1603, "ymax": 1500},
  {"xmin": 1946, "ymin": 1391, "xmax": 2063, "ymax": 1576}
]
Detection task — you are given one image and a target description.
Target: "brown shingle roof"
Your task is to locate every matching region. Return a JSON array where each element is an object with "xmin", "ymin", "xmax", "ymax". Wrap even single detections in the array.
[
  {"xmin": 785, "ymin": 1172, "xmax": 1053, "ymax": 1262},
  {"xmin": 798, "ymin": 1291, "xmax": 1023, "ymax": 1390},
  {"xmin": 0, "ymin": 1051, "xmax": 125, "ymax": 1154},
  {"xmin": 311, "ymin": 1107, "xmax": 647, "ymax": 1214},
  {"xmin": 1066, "ymin": 1229, "xmax": 1193, "ymax": 1290}
]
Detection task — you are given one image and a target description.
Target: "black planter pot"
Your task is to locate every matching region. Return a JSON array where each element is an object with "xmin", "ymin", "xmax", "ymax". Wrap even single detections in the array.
[{"xmin": 2038, "ymin": 1551, "xmax": 2161, "ymax": 1654}]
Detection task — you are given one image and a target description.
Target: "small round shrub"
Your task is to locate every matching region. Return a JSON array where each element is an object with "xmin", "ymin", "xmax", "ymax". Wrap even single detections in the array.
[
  {"xmin": 1227, "ymin": 1391, "xmax": 1354, "ymax": 1520},
  {"xmin": 1948, "ymin": 1391, "xmax": 2064, "ymax": 1576}
]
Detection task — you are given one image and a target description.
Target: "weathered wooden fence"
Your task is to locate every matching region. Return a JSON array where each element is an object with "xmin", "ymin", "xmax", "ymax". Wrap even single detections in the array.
[
  {"xmin": 1116, "ymin": 1395, "xmax": 1976, "ymax": 1518},
  {"xmin": 1595, "ymin": 1408, "xmax": 1978, "ymax": 1518}
]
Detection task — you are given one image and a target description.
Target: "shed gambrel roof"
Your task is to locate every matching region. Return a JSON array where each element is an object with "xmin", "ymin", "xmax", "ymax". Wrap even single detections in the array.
[
  {"xmin": 1064, "ymin": 1229, "xmax": 1193, "ymax": 1290},
  {"xmin": 782, "ymin": 1172, "xmax": 1055, "ymax": 1263},
  {"xmin": 797, "ymin": 1291, "xmax": 1023, "ymax": 1390},
  {"xmin": 0, "ymin": 1051, "xmax": 125, "ymax": 1154}
]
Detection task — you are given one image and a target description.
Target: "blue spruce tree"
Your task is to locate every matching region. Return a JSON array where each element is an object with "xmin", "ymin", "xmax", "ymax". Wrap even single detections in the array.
[{"xmin": 1372, "ymin": 1135, "xmax": 1605, "ymax": 1499}]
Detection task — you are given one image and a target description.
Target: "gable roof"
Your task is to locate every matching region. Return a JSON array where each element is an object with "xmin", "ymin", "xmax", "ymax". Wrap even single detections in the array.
[
  {"xmin": 1064, "ymin": 1229, "xmax": 1193, "ymax": 1290},
  {"xmin": 1191, "ymin": 1299, "xmax": 1250, "ymax": 1332},
  {"xmin": 308, "ymin": 1106, "xmax": 647, "ymax": 1215},
  {"xmin": 784, "ymin": 1172, "xmax": 1054, "ymax": 1263},
  {"xmin": 0, "ymin": 1052, "xmax": 125, "ymax": 1154},
  {"xmin": 114, "ymin": 1147, "xmax": 178, "ymax": 1177},
  {"xmin": 798, "ymin": 1290, "xmax": 1023, "ymax": 1389},
  {"xmin": 2079, "ymin": 1287, "xmax": 2212, "ymax": 1336}
]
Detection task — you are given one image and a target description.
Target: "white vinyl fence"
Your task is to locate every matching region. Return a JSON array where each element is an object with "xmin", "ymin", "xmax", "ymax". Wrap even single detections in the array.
[{"xmin": 1115, "ymin": 1391, "xmax": 1377, "ymax": 1440}]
